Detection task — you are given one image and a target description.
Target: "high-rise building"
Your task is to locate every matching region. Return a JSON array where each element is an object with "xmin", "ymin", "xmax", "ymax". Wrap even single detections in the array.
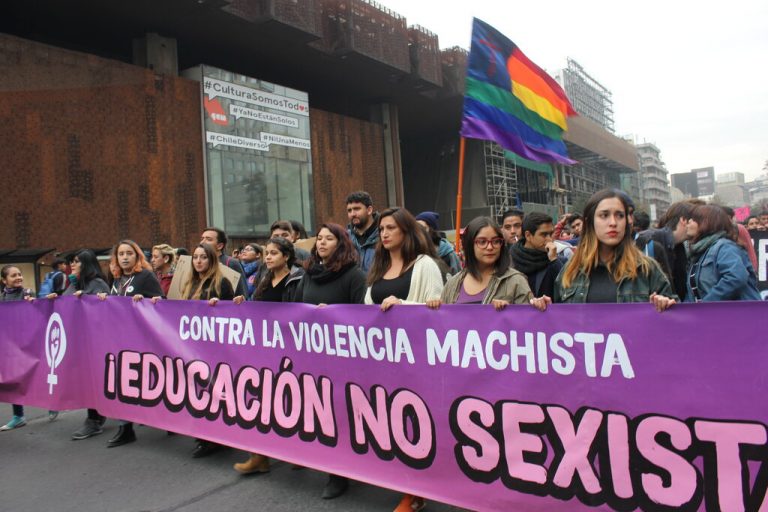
[
  {"xmin": 671, "ymin": 167, "xmax": 716, "ymax": 199},
  {"xmin": 747, "ymin": 173, "xmax": 768, "ymax": 206},
  {"xmin": 635, "ymin": 143, "xmax": 671, "ymax": 219}
]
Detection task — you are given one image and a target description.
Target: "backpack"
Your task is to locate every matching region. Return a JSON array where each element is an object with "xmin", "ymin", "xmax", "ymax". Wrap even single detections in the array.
[{"xmin": 38, "ymin": 271, "xmax": 63, "ymax": 298}]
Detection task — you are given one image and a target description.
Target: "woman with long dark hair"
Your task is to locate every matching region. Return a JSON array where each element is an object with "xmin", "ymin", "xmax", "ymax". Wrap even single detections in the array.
[
  {"xmin": 364, "ymin": 207, "xmax": 443, "ymax": 512},
  {"xmin": 54, "ymin": 249, "xmax": 112, "ymax": 440},
  {"xmin": 233, "ymin": 237, "xmax": 304, "ymax": 474},
  {"xmin": 685, "ymin": 204, "xmax": 761, "ymax": 301},
  {"xmin": 98, "ymin": 240, "xmax": 164, "ymax": 447},
  {"xmin": 365, "ymin": 207, "xmax": 443, "ymax": 311},
  {"xmin": 0, "ymin": 265, "xmax": 34, "ymax": 431},
  {"xmin": 294, "ymin": 223, "xmax": 365, "ymax": 499},
  {"xmin": 531, "ymin": 189, "xmax": 676, "ymax": 311},
  {"xmin": 428, "ymin": 216, "xmax": 531, "ymax": 309},
  {"xmin": 294, "ymin": 223, "xmax": 366, "ymax": 307}
]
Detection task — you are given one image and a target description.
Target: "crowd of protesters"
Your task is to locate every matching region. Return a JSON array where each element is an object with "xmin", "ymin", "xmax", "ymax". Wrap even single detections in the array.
[{"xmin": 1, "ymin": 188, "xmax": 765, "ymax": 511}]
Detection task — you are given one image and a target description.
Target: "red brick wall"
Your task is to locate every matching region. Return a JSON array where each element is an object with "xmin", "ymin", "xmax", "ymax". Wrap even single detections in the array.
[
  {"xmin": 0, "ymin": 34, "xmax": 207, "ymax": 252},
  {"xmin": 310, "ymin": 110, "xmax": 387, "ymax": 227},
  {"xmin": 0, "ymin": 34, "xmax": 388, "ymax": 254}
]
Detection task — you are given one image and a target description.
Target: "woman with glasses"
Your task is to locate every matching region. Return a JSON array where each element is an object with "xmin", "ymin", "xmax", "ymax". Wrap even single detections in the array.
[
  {"xmin": 427, "ymin": 216, "xmax": 532, "ymax": 310},
  {"xmin": 238, "ymin": 243, "xmax": 263, "ymax": 299},
  {"xmin": 530, "ymin": 189, "xmax": 677, "ymax": 311},
  {"xmin": 364, "ymin": 207, "xmax": 444, "ymax": 312},
  {"xmin": 54, "ymin": 250, "xmax": 112, "ymax": 440},
  {"xmin": 685, "ymin": 204, "xmax": 761, "ymax": 302}
]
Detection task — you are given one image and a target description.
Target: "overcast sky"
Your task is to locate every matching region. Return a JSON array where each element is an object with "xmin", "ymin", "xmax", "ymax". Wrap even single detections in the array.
[{"xmin": 380, "ymin": 0, "xmax": 767, "ymax": 180}]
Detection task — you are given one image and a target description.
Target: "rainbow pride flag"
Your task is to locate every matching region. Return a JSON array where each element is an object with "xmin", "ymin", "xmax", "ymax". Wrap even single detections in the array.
[{"xmin": 460, "ymin": 18, "xmax": 577, "ymax": 164}]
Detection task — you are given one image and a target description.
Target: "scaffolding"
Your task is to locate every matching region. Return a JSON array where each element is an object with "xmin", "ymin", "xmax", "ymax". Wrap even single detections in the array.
[
  {"xmin": 483, "ymin": 141, "xmax": 518, "ymax": 221},
  {"xmin": 560, "ymin": 58, "xmax": 615, "ymax": 133}
]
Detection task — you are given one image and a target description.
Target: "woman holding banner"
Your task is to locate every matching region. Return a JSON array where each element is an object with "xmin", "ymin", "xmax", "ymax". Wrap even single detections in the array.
[
  {"xmin": 685, "ymin": 204, "xmax": 761, "ymax": 302},
  {"xmin": 50, "ymin": 249, "xmax": 112, "ymax": 440},
  {"xmin": 530, "ymin": 189, "xmax": 677, "ymax": 311},
  {"xmin": 233, "ymin": 237, "xmax": 303, "ymax": 474},
  {"xmin": 365, "ymin": 207, "xmax": 443, "ymax": 312},
  {"xmin": 427, "ymin": 216, "xmax": 531, "ymax": 310},
  {"xmin": 0, "ymin": 265, "xmax": 34, "ymax": 431},
  {"xmin": 181, "ymin": 243, "xmax": 235, "ymax": 305},
  {"xmin": 364, "ymin": 207, "xmax": 443, "ymax": 512},
  {"xmin": 294, "ymin": 223, "xmax": 365, "ymax": 499},
  {"xmin": 98, "ymin": 239, "xmax": 164, "ymax": 448},
  {"xmin": 179, "ymin": 243, "xmax": 236, "ymax": 458}
]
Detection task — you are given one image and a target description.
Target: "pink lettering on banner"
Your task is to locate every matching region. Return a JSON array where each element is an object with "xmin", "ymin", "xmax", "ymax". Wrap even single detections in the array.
[
  {"xmin": 694, "ymin": 420, "xmax": 768, "ymax": 512},
  {"xmin": 636, "ymin": 415, "xmax": 697, "ymax": 507},
  {"xmin": 501, "ymin": 402, "xmax": 548, "ymax": 486},
  {"xmin": 547, "ymin": 406, "xmax": 603, "ymax": 495},
  {"xmin": 346, "ymin": 383, "xmax": 436, "ymax": 469}
]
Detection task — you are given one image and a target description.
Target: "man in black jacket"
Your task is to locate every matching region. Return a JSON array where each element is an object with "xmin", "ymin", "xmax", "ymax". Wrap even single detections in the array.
[
  {"xmin": 509, "ymin": 212, "xmax": 563, "ymax": 298},
  {"xmin": 635, "ymin": 201, "xmax": 696, "ymax": 301}
]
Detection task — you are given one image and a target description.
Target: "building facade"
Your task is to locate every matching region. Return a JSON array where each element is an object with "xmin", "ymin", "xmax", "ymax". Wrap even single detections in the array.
[
  {"xmin": 636, "ymin": 143, "xmax": 671, "ymax": 218},
  {"xmin": 671, "ymin": 167, "xmax": 716, "ymax": 200},
  {"xmin": 2, "ymin": 0, "xmax": 640, "ymax": 261},
  {"xmin": 715, "ymin": 172, "xmax": 749, "ymax": 207}
]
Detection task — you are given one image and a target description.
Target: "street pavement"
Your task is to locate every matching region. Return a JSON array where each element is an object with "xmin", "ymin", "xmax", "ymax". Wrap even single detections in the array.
[{"xmin": 0, "ymin": 406, "xmax": 467, "ymax": 512}]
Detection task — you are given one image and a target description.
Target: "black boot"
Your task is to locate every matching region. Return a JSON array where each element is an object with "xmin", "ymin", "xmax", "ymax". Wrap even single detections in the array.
[
  {"xmin": 191, "ymin": 440, "xmax": 221, "ymax": 458},
  {"xmin": 322, "ymin": 474, "xmax": 349, "ymax": 499},
  {"xmin": 107, "ymin": 423, "xmax": 136, "ymax": 448}
]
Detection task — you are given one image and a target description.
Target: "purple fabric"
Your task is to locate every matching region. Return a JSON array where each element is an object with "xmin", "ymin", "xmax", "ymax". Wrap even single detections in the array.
[
  {"xmin": 1, "ymin": 296, "xmax": 766, "ymax": 511},
  {"xmin": 456, "ymin": 285, "xmax": 485, "ymax": 304},
  {"xmin": 461, "ymin": 116, "xmax": 577, "ymax": 165}
]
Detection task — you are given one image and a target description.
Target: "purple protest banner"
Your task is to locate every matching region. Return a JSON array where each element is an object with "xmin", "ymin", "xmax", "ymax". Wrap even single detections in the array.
[{"xmin": 1, "ymin": 296, "xmax": 767, "ymax": 511}]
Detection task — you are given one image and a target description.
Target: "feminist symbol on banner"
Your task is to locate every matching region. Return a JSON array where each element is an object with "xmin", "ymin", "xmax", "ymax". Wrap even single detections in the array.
[{"xmin": 44, "ymin": 313, "xmax": 67, "ymax": 395}]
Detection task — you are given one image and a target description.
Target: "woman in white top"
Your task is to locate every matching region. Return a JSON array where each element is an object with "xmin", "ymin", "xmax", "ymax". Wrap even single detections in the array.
[
  {"xmin": 364, "ymin": 207, "xmax": 444, "ymax": 311},
  {"xmin": 363, "ymin": 206, "xmax": 442, "ymax": 512}
]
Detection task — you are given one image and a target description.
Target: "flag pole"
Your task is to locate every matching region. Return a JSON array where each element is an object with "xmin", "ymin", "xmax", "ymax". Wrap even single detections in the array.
[{"xmin": 454, "ymin": 137, "xmax": 467, "ymax": 252}]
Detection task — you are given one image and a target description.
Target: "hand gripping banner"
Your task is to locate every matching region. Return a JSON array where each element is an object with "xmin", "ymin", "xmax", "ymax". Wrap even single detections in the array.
[{"xmin": 1, "ymin": 296, "xmax": 766, "ymax": 511}]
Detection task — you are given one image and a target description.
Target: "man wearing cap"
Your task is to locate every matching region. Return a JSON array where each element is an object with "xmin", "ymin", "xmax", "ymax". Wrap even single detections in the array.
[{"xmin": 415, "ymin": 211, "xmax": 461, "ymax": 275}]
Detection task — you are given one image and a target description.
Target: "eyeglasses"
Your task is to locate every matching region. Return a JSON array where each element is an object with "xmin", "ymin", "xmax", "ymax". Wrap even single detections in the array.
[{"xmin": 474, "ymin": 237, "xmax": 504, "ymax": 248}]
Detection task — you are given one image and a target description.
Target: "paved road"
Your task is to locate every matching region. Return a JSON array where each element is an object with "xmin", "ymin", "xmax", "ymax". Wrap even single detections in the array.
[{"xmin": 0, "ymin": 406, "xmax": 467, "ymax": 512}]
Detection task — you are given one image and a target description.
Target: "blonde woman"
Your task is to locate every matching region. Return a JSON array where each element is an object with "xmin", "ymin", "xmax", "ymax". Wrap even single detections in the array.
[
  {"xmin": 150, "ymin": 243, "xmax": 176, "ymax": 296},
  {"xmin": 181, "ymin": 243, "xmax": 234, "ymax": 458},
  {"xmin": 531, "ymin": 189, "xmax": 676, "ymax": 311}
]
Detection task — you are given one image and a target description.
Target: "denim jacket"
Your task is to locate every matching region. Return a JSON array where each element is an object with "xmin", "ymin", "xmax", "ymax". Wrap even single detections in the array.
[
  {"xmin": 685, "ymin": 238, "xmax": 761, "ymax": 302},
  {"xmin": 554, "ymin": 258, "xmax": 677, "ymax": 303}
]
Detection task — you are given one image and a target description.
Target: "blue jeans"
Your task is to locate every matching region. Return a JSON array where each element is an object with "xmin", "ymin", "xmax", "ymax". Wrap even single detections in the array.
[{"xmin": 12, "ymin": 404, "xmax": 23, "ymax": 417}]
